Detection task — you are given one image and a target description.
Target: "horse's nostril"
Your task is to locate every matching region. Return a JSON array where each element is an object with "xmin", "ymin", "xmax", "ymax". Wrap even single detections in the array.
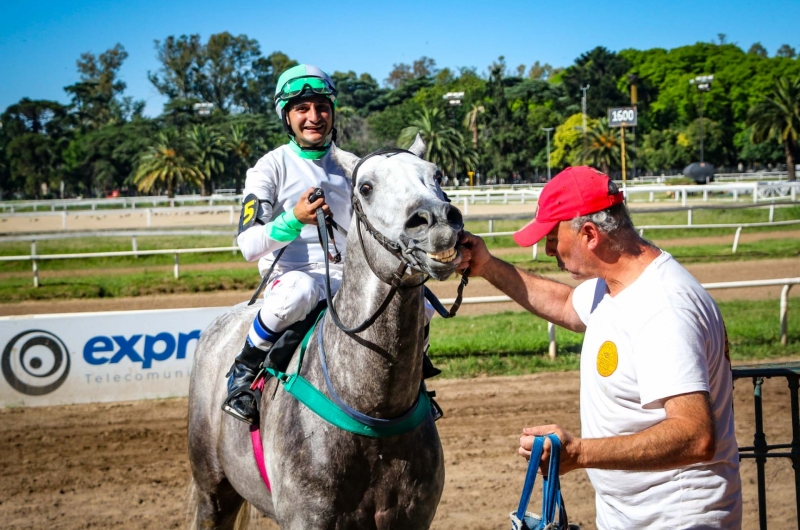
[
  {"xmin": 445, "ymin": 204, "xmax": 463, "ymax": 228},
  {"xmin": 405, "ymin": 211, "xmax": 432, "ymax": 232}
]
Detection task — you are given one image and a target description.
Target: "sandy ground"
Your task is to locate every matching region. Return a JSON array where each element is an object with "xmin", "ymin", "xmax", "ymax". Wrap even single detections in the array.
[
  {"xmin": 1, "ymin": 368, "xmax": 798, "ymax": 529},
  {"xmin": 1, "ymin": 207, "xmax": 798, "ymax": 528},
  {"xmin": 1, "ymin": 256, "xmax": 797, "ymax": 318},
  {"xmin": 0, "ymin": 209, "xmax": 238, "ymax": 233}
]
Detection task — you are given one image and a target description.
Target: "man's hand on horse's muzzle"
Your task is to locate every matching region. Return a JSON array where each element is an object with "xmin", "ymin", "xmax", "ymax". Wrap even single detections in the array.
[{"xmin": 295, "ymin": 187, "xmax": 332, "ymax": 225}]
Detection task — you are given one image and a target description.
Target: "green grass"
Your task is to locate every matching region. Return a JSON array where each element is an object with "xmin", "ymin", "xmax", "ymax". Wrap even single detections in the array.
[
  {"xmin": 428, "ymin": 298, "xmax": 800, "ymax": 378},
  {"xmin": 492, "ymin": 237, "xmax": 800, "ymax": 271},
  {"xmin": 0, "ymin": 235, "xmax": 237, "ymax": 273},
  {"xmin": 465, "ymin": 205, "xmax": 800, "ymax": 243},
  {"xmin": 2, "ymin": 235, "xmax": 797, "ymax": 302},
  {"xmin": 0, "ymin": 206, "xmax": 797, "ymax": 302},
  {"xmin": 0, "ymin": 267, "xmax": 259, "ymax": 301}
]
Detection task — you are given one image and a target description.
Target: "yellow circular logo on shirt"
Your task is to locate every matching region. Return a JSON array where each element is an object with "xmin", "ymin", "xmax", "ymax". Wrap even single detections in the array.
[{"xmin": 597, "ymin": 341, "xmax": 618, "ymax": 377}]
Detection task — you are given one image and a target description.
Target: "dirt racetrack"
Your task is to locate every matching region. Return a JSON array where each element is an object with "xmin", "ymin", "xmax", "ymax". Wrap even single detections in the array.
[
  {"xmin": 2, "ymin": 207, "xmax": 798, "ymax": 528},
  {"xmin": 1, "ymin": 367, "xmax": 798, "ymax": 530}
]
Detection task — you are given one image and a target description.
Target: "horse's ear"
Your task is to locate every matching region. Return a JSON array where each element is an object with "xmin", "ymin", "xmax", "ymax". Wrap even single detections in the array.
[
  {"xmin": 330, "ymin": 143, "xmax": 361, "ymax": 179},
  {"xmin": 408, "ymin": 133, "xmax": 427, "ymax": 158}
]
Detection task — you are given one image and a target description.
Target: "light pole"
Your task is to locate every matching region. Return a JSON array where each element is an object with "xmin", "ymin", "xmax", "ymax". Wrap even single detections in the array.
[
  {"xmin": 689, "ymin": 75, "xmax": 713, "ymax": 163},
  {"xmin": 628, "ymin": 74, "xmax": 638, "ymax": 179},
  {"xmin": 542, "ymin": 127, "xmax": 554, "ymax": 181},
  {"xmin": 580, "ymin": 85, "xmax": 590, "ymax": 161},
  {"xmin": 442, "ymin": 92, "xmax": 465, "ymax": 184}
]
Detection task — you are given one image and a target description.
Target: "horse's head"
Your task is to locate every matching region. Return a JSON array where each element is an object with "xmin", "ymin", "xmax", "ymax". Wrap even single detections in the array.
[{"xmin": 331, "ymin": 135, "xmax": 464, "ymax": 282}]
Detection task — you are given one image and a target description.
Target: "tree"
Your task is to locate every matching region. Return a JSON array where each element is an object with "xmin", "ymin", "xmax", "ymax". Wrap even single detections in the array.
[
  {"xmin": 777, "ymin": 45, "xmax": 797, "ymax": 59},
  {"xmin": 638, "ymin": 129, "xmax": 693, "ymax": 173},
  {"xmin": 64, "ymin": 44, "xmax": 142, "ymax": 130},
  {"xmin": 1, "ymin": 99, "xmax": 72, "ymax": 197},
  {"xmin": 463, "ymin": 104, "xmax": 485, "ymax": 148},
  {"xmin": 397, "ymin": 106, "xmax": 476, "ymax": 179},
  {"xmin": 193, "ymin": 32, "xmax": 261, "ymax": 112},
  {"xmin": 148, "ymin": 35, "xmax": 203, "ymax": 101},
  {"xmin": 225, "ymin": 123, "xmax": 266, "ymax": 193},
  {"xmin": 133, "ymin": 129, "xmax": 202, "ymax": 197},
  {"xmin": 385, "ymin": 57, "xmax": 437, "ymax": 89},
  {"xmin": 748, "ymin": 76, "xmax": 800, "ymax": 181},
  {"xmin": 186, "ymin": 125, "xmax": 226, "ymax": 195},
  {"xmin": 64, "ymin": 118, "xmax": 157, "ymax": 197},
  {"xmin": 238, "ymin": 52, "xmax": 297, "ymax": 115},
  {"xmin": 332, "ymin": 71, "xmax": 386, "ymax": 113},
  {"xmin": 585, "ymin": 119, "xmax": 621, "ymax": 174},
  {"xmin": 527, "ymin": 61, "xmax": 554, "ymax": 81},
  {"xmin": 562, "ymin": 47, "xmax": 630, "ymax": 118},
  {"xmin": 551, "ymin": 113, "xmax": 599, "ymax": 168},
  {"xmin": 748, "ymin": 43, "xmax": 768, "ymax": 58}
]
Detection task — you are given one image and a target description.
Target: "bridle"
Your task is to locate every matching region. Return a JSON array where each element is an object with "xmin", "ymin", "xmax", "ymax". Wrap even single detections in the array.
[{"xmin": 317, "ymin": 147, "xmax": 469, "ymax": 335}]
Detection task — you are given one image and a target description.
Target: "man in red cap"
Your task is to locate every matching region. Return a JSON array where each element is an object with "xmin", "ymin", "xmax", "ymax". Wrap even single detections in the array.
[{"xmin": 458, "ymin": 166, "xmax": 742, "ymax": 529}]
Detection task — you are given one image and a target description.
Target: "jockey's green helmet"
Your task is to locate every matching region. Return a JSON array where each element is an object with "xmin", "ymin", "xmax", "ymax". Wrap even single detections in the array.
[{"xmin": 274, "ymin": 64, "xmax": 338, "ymax": 137}]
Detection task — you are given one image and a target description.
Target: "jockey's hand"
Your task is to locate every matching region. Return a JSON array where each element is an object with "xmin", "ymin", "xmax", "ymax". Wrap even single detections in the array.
[
  {"xmin": 457, "ymin": 231, "xmax": 491, "ymax": 277},
  {"xmin": 294, "ymin": 187, "xmax": 332, "ymax": 225},
  {"xmin": 519, "ymin": 424, "xmax": 582, "ymax": 476}
]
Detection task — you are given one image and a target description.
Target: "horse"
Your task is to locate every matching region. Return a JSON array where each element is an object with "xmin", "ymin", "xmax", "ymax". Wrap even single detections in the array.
[{"xmin": 187, "ymin": 136, "xmax": 465, "ymax": 529}]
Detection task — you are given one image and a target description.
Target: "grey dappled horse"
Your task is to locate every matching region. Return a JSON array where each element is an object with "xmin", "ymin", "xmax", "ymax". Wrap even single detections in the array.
[{"xmin": 187, "ymin": 137, "xmax": 464, "ymax": 529}]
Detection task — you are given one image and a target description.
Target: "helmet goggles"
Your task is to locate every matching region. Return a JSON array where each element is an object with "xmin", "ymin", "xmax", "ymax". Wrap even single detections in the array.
[{"xmin": 275, "ymin": 76, "xmax": 337, "ymax": 106}]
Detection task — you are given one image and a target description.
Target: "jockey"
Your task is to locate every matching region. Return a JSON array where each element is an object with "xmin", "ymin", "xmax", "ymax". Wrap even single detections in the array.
[{"xmin": 223, "ymin": 64, "xmax": 439, "ymax": 425}]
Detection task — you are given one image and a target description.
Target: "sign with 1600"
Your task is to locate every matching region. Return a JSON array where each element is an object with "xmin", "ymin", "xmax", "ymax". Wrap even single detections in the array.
[{"xmin": 608, "ymin": 107, "xmax": 637, "ymax": 128}]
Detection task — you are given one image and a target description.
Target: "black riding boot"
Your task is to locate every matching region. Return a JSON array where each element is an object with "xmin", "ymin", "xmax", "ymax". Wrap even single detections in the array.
[
  {"xmin": 421, "ymin": 323, "xmax": 442, "ymax": 379},
  {"xmin": 221, "ymin": 340, "xmax": 270, "ymax": 425}
]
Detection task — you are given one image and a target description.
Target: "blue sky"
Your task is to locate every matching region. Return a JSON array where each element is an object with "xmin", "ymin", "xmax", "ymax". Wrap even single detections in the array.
[{"xmin": 2, "ymin": 0, "xmax": 799, "ymax": 117}]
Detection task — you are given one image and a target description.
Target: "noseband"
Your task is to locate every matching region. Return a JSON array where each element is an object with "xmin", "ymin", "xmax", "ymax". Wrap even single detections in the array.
[{"xmin": 317, "ymin": 147, "xmax": 468, "ymax": 335}]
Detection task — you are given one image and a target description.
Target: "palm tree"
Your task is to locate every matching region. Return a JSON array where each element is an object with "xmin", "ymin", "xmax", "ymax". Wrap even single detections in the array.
[
  {"xmin": 133, "ymin": 129, "xmax": 202, "ymax": 198},
  {"xmin": 225, "ymin": 124, "xmax": 266, "ymax": 194},
  {"xmin": 398, "ymin": 107, "xmax": 476, "ymax": 180},
  {"xmin": 463, "ymin": 104, "xmax": 485, "ymax": 149},
  {"xmin": 749, "ymin": 76, "xmax": 800, "ymax": 181},
  {"xmin": 186, "ymin": 125, "xmax": 225, "ymax": 195},
  {"xmin": 585, "ymin": 119, "xmax": 621, "ymax": 175}
]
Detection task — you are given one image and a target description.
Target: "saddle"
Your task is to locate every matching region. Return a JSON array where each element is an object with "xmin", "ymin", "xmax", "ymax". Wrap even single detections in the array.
[{"xmin": 251, "ymin": 300, "xmax": 443, "ymax": 420}]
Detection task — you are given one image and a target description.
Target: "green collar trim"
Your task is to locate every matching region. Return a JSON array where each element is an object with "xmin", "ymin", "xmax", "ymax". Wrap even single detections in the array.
[
  {"xmin": 288, "ymin": 139, "xmax": 329, "ymax": 160},
  {"xmin": 265, "ymin": 310, "xmax": 432, "ymax": 438}
]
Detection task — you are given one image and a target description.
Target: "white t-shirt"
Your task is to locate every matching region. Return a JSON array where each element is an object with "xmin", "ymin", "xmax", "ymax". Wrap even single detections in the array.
[
  {"xmin": 571, "ymin": 251, "xmax": 742, "ymax": 529},
  {"xmin": 237, "ymin": 143, "xmax": 352, "ymax": 276}
]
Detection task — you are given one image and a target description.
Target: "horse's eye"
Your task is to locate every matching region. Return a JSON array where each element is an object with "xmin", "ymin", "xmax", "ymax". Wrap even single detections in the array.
[
  {"xmin": 359, "ymin": 183, "xmax": 372, "ymax": 196},
  {"xmin": 434, "ymin": 171, "xmax": 443, "ymax": 185}
]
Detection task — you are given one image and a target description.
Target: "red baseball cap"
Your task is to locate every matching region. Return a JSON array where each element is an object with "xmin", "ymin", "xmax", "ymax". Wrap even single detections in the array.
[{"xmin": 513, "ymin": 166, "xmax": 625, "ymax": 247}]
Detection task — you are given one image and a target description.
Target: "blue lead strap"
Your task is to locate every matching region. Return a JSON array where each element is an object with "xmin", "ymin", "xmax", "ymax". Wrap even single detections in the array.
[
  {"xmin": 516, "ymin": 436, "xmax": 546, "ymax": 521},
  {"xmin": 515, "ymin": 434, "xmax": 568, "ymax": 528},
  {"xmin": 541, "ymin": 434, "xmax": 562, "ymax": 524}
]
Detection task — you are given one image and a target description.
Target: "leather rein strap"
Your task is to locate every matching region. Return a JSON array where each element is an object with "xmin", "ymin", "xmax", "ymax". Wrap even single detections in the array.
[{"xmin": 315, "ymin": 147, "xmax": 469, "ymax": 333}]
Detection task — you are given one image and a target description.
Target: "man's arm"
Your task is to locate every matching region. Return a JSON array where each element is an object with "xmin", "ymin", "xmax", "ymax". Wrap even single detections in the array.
[
  {"xmin": 520, "ymin": 391, "xmax": 716, "ymax": 475},
  {"xmin": 459, "ymin": 232, "xmax": 585, "ymax": 332}
]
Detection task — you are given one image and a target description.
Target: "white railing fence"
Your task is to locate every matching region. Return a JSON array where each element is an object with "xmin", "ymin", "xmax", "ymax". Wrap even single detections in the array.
[
  {"xmin": 2, "ymin": 182, "xmax": 798, "ymax": 217},
  {"xmin": 439, "ymin": 278, "xmax": 800, "ymax": 355},
  {"xmin": 476, "ymin": 218, "xmax": 800, "ymax": 255}
]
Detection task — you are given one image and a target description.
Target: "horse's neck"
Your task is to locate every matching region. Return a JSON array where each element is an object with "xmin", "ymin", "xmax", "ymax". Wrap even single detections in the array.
[{"xmin": 319, "ymin": 232, "xmax": 425, "ymax": 417}]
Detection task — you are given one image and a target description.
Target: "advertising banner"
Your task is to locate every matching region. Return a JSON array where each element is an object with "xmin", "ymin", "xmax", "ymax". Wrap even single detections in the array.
[{"xmin": 0, "ymin": 307, "xmax": 229, "ymax": 407}]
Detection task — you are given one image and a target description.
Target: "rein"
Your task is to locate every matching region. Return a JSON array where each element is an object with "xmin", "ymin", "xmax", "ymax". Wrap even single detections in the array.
[
  {"xmin": 316, "ymin": 147, "xmax": 469, "ymax": 334},
  {"xmin": 264, "ymin": 309, "xmax": 433, "ymax": 438}
]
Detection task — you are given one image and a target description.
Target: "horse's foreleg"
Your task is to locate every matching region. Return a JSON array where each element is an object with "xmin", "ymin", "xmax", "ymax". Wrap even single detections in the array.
[{"xmin": 190, "ymin": 478, "xmax": 247, "ymax": 530}]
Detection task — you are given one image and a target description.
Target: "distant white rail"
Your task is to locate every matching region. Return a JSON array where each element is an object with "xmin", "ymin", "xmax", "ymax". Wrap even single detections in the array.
[
  {"xmin": 0, "ymin": 205, "xmax": 239, "ymax": 230},
  {"xmin": 439, "ymin": 278, "xmax": 800, "ymax": 352},
  {"xmin": 476, "ymin": 218, "xmax": 800, "ymax": 254},
  {"xmin": 2, "ymin": 181, "xmax": 797, "ymax": 216},
  {"xmin": 0, "ymin": 246, "xmax": 240, "ymax": 287}
]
